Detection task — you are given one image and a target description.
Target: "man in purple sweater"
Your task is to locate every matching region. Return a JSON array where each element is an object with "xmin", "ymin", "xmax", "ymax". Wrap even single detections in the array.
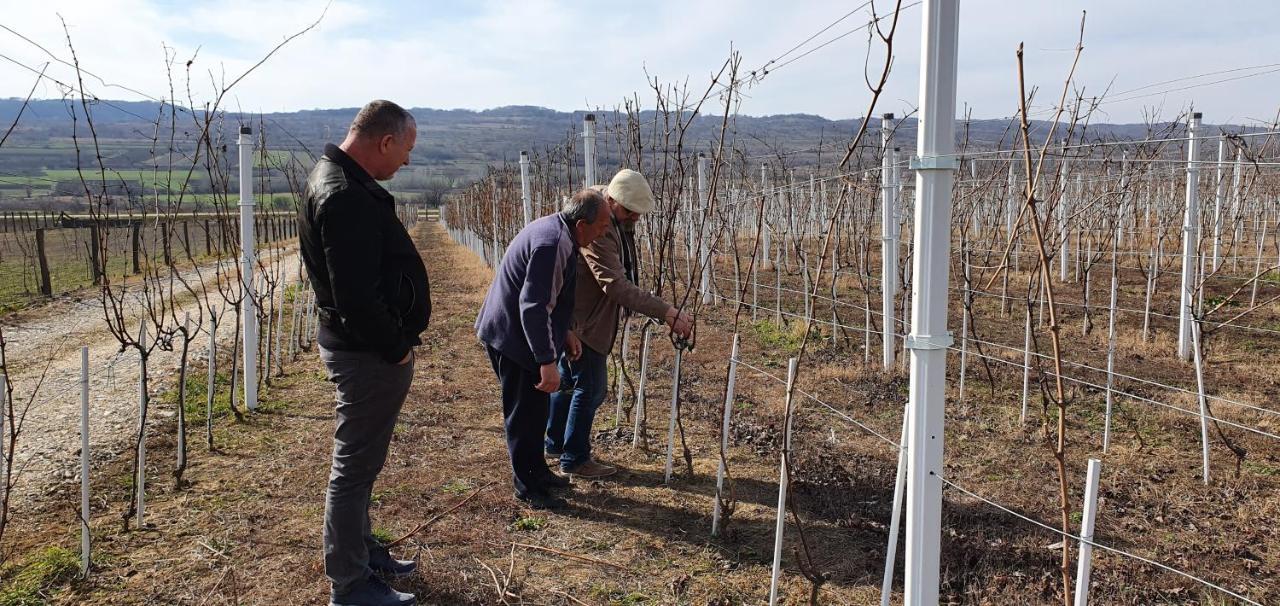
[{"xmin": 476, "ymin": 189, "xmax": 610, "ymax": 509}]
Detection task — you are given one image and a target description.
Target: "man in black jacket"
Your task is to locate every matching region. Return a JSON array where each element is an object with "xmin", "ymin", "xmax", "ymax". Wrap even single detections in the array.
[{"xmin": 299, "ymin": 100, "xmax": 430, "ymax": 606}]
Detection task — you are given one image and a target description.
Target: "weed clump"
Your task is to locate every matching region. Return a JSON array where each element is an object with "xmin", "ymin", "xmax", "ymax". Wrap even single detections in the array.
[{"xmin": 0, "ymin": 546, "xmax": 79, "ymax": 606}]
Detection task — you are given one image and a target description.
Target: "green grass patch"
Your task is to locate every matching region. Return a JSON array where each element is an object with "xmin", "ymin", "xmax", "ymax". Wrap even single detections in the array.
[
  {"xmin": 0, "ymin": 546, "xmax": 79, "ymax": 605},
  {"xmin": 613, "ymin": 593, "xmax": 650, "ymax": 606},
  {"xmin": 1244, "ymin": 461, "xmax": 1280, "ymax": 476},
  {"xmin": 441, "ymin": 479, "xmax": 472, "ymax": 495},
  {"xmin": 178, "ymin": 361, "xmax": 292, "ymax": 425},
  {"xmin": 749, "ymin": 319, "xmax": 803, "ymax": 355},
  {"xmin": 371, "ymin": 528, "xmax": 395, "ymax": 545}
]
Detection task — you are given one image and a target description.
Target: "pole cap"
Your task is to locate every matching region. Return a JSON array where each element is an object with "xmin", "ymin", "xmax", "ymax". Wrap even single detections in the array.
[
  {"xmin": 1191, "ymin": 112, "xmax": 1203, "ymax": 120},
  {"xmin": 240, "ymin": 126, "xmax": 252, "ymax": 135},
  {"xmin": 882, "ymin": 113, "xmax": 894, "ymax": 120},
  {"xmin": 584, "ymin": 113, "xmax": 596, "ymax": 122},
  {"xmin": 520, "ymin": 150, "xmax": 528, "ymax": 157}
]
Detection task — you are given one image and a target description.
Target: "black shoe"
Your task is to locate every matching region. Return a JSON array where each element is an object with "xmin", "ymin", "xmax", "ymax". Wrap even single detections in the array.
[
  {"xmin": 515, "ymin": 490, "xmax": 568, "ymax": 510},
  {"xmin": 330, "ymin": 576, "xmax": 415, "ymax": 606},
  {"xmin": 369, "ymin": 547, "xmax": 417, "ymax": 579},
  {"xmin": 538, "ymin": 469, "xmax": 571, "ymax": 489}
]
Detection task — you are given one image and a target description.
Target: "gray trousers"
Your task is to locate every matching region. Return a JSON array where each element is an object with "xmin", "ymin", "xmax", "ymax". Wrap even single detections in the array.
[{"xmin": 321, "ymin": 345, "xmax": 415, "ymax": 595}]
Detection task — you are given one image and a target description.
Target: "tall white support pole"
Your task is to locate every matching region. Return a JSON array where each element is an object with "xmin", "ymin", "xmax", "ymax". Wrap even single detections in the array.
[
  {"xmin": 136, "ymin": 322, "xmax": 147, "ymax": 527},
  {"xmin": 0, "ymin": 373, "xmax": 5, "ymax": 508},
  {"xmin": 173, "ymin": 314, "xmax": 189, "ymax": 490},
  {"xmin": 1228, "ymin": 150, "xmax": 1242, "ymax": 266},
  {"xmin": 79, "ymin": 346, "xmax": 90, "ymax": 576},
  {"xmin": 1177, "ymin": 113, "xmax": 1202, "ymax": 361},
  {"xmin": 698, "ymin": 154, "xmax": 713, "ymax": 305},
  {"xmin": 957, "ymin": 250, "xmax": 970, "ymax": 405},
  {"xmin": 633, "ymin": 327, "xmax": 651, "ymax": 448},
  {"xmin": 1002, "ymin": 164, "xmax": 1017, "ymax": 315},
  {"xmin": 1191, "ymin": 319, "xmax": 1211, "ymax": 484},
  {"xmin": 1059, "ymin": 140, "xmax": 1071, "ymax": 283},
  {"xmin": 615, "ymin": 321, "xmax": 630, "ymax": 428},
  {"xmin": 761, "ymin": 163, "xmax": 773, "ymax": 271},
  {"xmin": 904, "ymin": 3, "xmax": 958, "ymax": 604},
  {"xmin": 662, "ymin": 348, "xmax": 684, "ymax": 484},
  {"xmin": 519, "ymin": 151, "xmax": 533, "ymax": 225},
  {"xmin": 238, "ymin": 126, "xmax": 259, "ymax": 411},
  {"xmin": 1072, "ymin": 459, "xmax": 1103, "ymax": 606},
  {"xmin": 864, "ymin": 305, "xmax": 872, "ymax": 365},
  {"xmin": 583, "ymin": 114, "xmax": 597, "ymax": 187},
  {"xmin": 768, "ymin": 358, "xmax": 799, "ymax": 606},
  {"xmin": 712, "ymin": 334, "xmax": 740, "ymax": 536},
  {"xmin": 881, "ymin": 406, "xmax": 910, "ymax": 606},
  {"xmin": 1212, "ymin": 137, "xmax": 1226, "ymax": 271},
  {"xmin": 1103, "ymin": 207, "xmax": 1122, "ymax": 453},
  {"xmin": 881, "ymin": 114, "xmax": 898, "ymax": 371},
  {"xmin": 897, "ymin": 161, "xmax": 908, "ymax": 367}
]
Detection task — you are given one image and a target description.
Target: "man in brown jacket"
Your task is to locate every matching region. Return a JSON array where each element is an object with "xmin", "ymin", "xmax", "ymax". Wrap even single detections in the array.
[{"xmin": 545, "ymin": 169, "xmax": 693, "ymax": 478}]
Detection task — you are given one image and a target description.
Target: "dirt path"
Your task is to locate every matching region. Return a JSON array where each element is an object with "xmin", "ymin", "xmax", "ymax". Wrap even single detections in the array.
[
  {"xmin": 5, "ymin": 220, "xmax": 1273, "ymax": 605},
  {"xmin": 2, "ymin": 245, "xmax": 301, "ymax": 501}
]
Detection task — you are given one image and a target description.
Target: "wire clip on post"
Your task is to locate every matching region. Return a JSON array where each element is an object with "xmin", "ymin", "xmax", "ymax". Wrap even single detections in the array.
[
  {"xmin": 904, "ymin": 332, "xmax": 954, "ymax": 350},
  {"xmin": 909, "ymin": 155, "xmax": 960, "ymax": 171}
]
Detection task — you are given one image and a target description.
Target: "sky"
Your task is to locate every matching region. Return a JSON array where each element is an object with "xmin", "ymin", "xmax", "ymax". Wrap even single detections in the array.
[{"xmin": 1, "ymin": 0, "xmax": 1279, "ymax": 125}]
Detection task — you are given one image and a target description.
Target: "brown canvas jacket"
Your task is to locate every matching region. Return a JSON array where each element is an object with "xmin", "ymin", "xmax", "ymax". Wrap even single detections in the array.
[{"xmin": 572, "ymin": 211, "xmax": 669, "ymax": 355}]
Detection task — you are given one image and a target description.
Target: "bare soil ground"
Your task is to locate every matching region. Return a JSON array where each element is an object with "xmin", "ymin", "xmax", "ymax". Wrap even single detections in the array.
[
  {"xmin": 3, "ymin": 221, "xmax": 1275, "ymax": 605},
  {"xmin": 1, "ymin": 243, "xmax": 299, "ymax": 503}
]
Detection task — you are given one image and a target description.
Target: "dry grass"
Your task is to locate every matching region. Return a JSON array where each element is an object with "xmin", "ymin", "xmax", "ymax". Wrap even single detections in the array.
[{"xmin": 2, "ymin": 223, "xmax": 1275, "ymax": 605}]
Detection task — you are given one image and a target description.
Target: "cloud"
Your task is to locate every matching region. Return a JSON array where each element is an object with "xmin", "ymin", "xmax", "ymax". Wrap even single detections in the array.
[{"xmin": 1, "ymin": 0, "xmax": 1278, "ymax": 123}]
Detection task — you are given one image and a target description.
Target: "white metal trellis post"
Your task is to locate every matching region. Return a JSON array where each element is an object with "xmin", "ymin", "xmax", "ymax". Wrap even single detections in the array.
[
  {"xmin": 699, "ymin": 154, "xmax": 713, "ymax": 305},
  {"xmin": 881, "ymin": 404, "xmax": 910, "ymax": 606},
  {"xmin": 583, "ymin": 114, "xmax": 597, "ymax": 187},
  {"xmin": 1212, "ymin": 137, "xmax": 1226, "ymax": 271},
  {"xmin": 663, "ymin": 347, "xmax": 684, "ymax": 484},
  {"xmin": 519, "ymin": 151, "xmax": 533, "ymax": 225},
  {"xmin": 712, "ymin": 334, "xmax": 740, "ymax": 536},
  {"xmin": 1191, "ymin": 319, "xmax": 1212, "ymax": 484},
  {"xmin": 958, "ymin": 250, "xmax": 970, "ymax": 405},
  {"xmin": 762, "ymin": 163, "xmax": 773, "ymax": 272},
  {"xmin": 768, "ymin": 357, "xmax": 799, "ymax": 606},
  {"xmin": 1072, "ymin": 458, "xmax": 1103, "ymax": 606},
  {"xmin": 1177, "ymin": 112, "xmax": 1201, "ymax": 361},
  {"xmin": 615, "ymin": 321, "xmax": 630, "ymax": 428},
  {"xmin": 1104, "ymin": 206, "xmax": 1122, "ymax": 453},
  {"xmin": 238, "ymin": 125, "xmax": 259, "ymax": 410},
  {"xmin": 633, "ymin": 327, "xmax": 651, "ymax": 449},
  {"xmin": 79, "ymin": 346, "xmax": 90, "ymax": 576},
  {"xmin": 0, "ymin": 373, "xmax": 5, "ymax": 510},
  {"xmin": 1059, "ymin": 140, "xmax": 1071, "ymax": 283},
  {"xmin": 881, "ymin": 114, "xmax": 898, "ymax": 371},
  {"xmin": 137, "ymin": 321, "xmax": 147, "ymax": 527},
  {"xmin": 904, "ymin": 2, "xmax": 958, "ymax": 604}
]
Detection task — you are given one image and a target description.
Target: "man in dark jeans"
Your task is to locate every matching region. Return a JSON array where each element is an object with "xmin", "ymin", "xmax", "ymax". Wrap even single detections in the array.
[
  {"xmin": 546, "ymin": 170, "xmax": 692, "ymax": 478},
  {"xmin": 299, "ymin": 100, "xmax": 430, "ymax": 606},
  {"xmin": 475, "ymin": 189, "xmax": 610, "ymax": 510}
]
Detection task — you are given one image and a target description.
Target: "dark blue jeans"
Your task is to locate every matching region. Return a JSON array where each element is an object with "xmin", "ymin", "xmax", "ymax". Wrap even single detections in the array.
[
  {"xmin": 545, "ymin": 345, "xmax": 608, "ymax": 471},
  {"xmin": 486, "ymin": 346, "xmax": 555, "ymax": 498}
]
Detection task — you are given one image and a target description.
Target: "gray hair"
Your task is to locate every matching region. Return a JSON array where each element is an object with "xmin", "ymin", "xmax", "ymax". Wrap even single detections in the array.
[
  {"xmin": 561, "ymin": 189, "xmax": 605, "ymax": 224},
  {"xmin": 349, "ymin": 100, "xmax": 416, "ymax": 140}
]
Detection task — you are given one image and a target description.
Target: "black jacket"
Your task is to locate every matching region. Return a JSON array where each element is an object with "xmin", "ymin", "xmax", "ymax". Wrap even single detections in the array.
[{"xmin": 299, "ymin": 144, "xmax": 431, "ymax": 363}]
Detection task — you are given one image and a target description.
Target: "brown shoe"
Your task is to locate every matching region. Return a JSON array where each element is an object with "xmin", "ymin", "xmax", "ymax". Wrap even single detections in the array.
[{"xmin": 565, "ymin": 459, "xmax": 617, "ymax": 479}]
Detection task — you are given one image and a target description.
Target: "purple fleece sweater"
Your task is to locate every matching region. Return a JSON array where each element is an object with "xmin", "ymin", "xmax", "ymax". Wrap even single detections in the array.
[{"xmin": 475, "ymin": 213, "xmax": 579, "ymax": 371}]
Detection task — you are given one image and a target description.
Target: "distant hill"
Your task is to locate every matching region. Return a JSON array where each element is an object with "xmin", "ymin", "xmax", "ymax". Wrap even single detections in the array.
[{"xmin": 0, "ymin": 98, "xmax": 1252, "ymax": 204}]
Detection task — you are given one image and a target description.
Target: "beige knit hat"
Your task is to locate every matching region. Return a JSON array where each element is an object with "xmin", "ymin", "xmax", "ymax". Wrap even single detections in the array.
[{"xmin": 606, "ymin": 169, "xmax": 655, "ymax": 214}]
